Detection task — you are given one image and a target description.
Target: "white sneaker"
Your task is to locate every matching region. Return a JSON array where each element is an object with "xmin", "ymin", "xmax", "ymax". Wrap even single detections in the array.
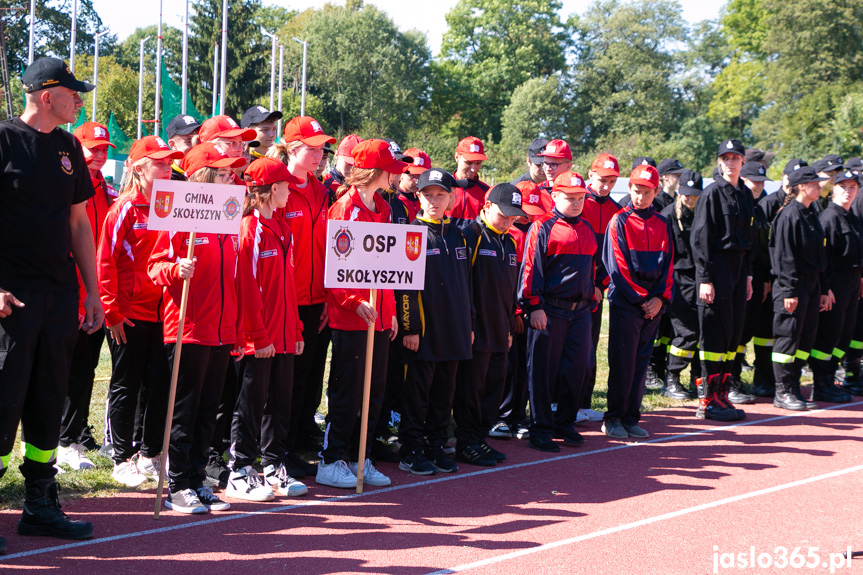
[
  {"xmin": 581, "ymin": 408, "xmax": 605, "ymax": 422},
  {"xmin": 58, "ymin": 444, "xmax": 95, "ymax": 470},
  {"xmin": 112, "ymin": 460, "xmax": 147, "ymax": 487},
  {"xmin": 226, "ymin": 465, "xmax": 274, "ymax": 501},
  {"xmin": 488, "ymin": 422, "xmax": 512, "ymax": 439},
  {"xmin": 575, "ymin": 410, "xmax": 589, "ymax": 424},
  {"xmin": 137, "ymin": 454, "xmax": 162, "ymax": 480},
  {"xmin": 315, "ymin": 459, "xmax": 357, "ymax": 489},
  {"xmin": 349, "ymin": 459, "xmax": 391, "ymax": 487},
  {"xmin": 263, "ymin": 463, "xmax": 308, "ymax": 497}
]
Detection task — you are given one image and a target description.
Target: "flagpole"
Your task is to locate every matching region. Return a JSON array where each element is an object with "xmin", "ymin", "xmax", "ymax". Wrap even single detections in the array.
[
  {"xmin": 262, "ymin": 29, "xmax": 276, "ymax": 111},
  {"xmin": 69, "ymin": 0, "xmax": 78, "ymax": 72},
  {"xmin": 91, "ymin": 30, "xmax": 109, "ymax": 122},
  {"xmin": 154, "ymin": 0, "xmax": 163, "ymax": 137},
  {"xmin": 28, "ymin": 0, "xmax": 35, "ymax": 64},
  {"xmin": 137, "ymin": 36, "xmax": 150, "ymax": 139},
  {"xmin": 212, "ymin": 42, "xmax": 219, "ymax": 116},
  {"xmin": 181, "ymin": 0, "xmax": 189, "ymax": 115},
  {"xmin": 277, "ymin": 44, "xmax": 284, "ymax": 134},
  {"xmin": 219, "ymin": 0, "xmax": 227, "ymax": 115},
  {"xmin": 291, "ymin": 37, "xmax": 307, "ymax": 116}
]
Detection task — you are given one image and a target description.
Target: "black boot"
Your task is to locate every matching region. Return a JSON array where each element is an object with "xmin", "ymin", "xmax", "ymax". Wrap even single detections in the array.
[
  {"xmin": 696, "ymin": 375, "xmax": 745, "ymax": 421},
  {"xmin": 792, "ymin": 359, "xmax": 818, "ymax": 410},
  {"xmin": 812, "ymin": 373, "xmax": 852, "ymax": 403},
  {"xmin": 662, "ymin": 371, "xmax": 691, "ymax": 400},
  {"xmin": 17, "ymin": 479, "xmax": 93, "ymax": 540},
  {"xmin": 774, "ymin": 380, "xmax": 807, "ymax": 411},
  {"xmin": 726, "ymin": 374, "xmax": 756, "ymax": 404},
  {"xmin": 841, "ymin": 357, "xmax": 863, "ymax": 395},
  {"xmin": 751, "ymin": 344, "xmax": 776, "ymax": 397}
]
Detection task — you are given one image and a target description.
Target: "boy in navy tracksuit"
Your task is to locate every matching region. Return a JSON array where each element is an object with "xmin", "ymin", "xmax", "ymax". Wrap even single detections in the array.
[
  {"xmin": 398, "ymin": 168, "xmax": 474, "ymax": 475},
  {"xmin": 519, "ymin": 171, "xmax": 599, "ymax": 453},
  {"xmin": 603, "ymin": 165, "xmax": 674, "ymax": 439},
  {"xmin": 454, "ymin": 184, "xmax": 526, "ymax": 466}
]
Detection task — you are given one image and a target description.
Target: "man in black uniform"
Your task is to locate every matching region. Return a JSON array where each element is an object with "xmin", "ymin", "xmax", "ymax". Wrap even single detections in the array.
[
  {"xmin": 0, "ymin": 57, "xmax": 103, "ymax": 552},
  {"xmin": 511, "ymin": 138, "xmax": 548, "ymax": 185}
]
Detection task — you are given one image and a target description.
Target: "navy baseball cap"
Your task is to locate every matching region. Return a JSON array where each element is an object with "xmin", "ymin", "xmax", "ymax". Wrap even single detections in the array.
[
  {"xmin": 834, "ymin": 169, "xmax": 859, "ymax": 186},
  {"xmin": 418, "ymin": 168, "xmax": 463, "ymax": 193},
  {"xmin": 241, "ymin": 105, "xmax": 283, "ymax": 128},
  {"xmin": 718, "ymin": 139, "xmax": 745, "ymax": 157},
  {"xmin": 166, "ymin": 114, "xmax": 202, "ymax": 139},
  {"xmin": 844, "ymin": 157, "xmax": 863, "ymax": 171},
  {"xmin": 783, "ymin": 159, "xmax": 808, "ymax": 175},
  {"xmin": 22, "ymin": 57, "xmax": 95, "ymax": 93},
  {"xmin": 528, "ymin": 138, "xmax": 549, "ymax": 164},
  {"xmin": 787, "ymin": 166, "xmax": 828, "ymax": 187},
  {"xmin": 812, "ymin": 154, "xmax": 844, "ymax": 174},
  {"xmin": 740, "ymin": 162, "xmax": 772, "ymax": 182},
  {"xmin": 677, "ymin": 170, "xmax": 703, "ymax": 196},
  {"xmin": 657, "ymin": 158, "xmax": 686, "ymax": 176}
]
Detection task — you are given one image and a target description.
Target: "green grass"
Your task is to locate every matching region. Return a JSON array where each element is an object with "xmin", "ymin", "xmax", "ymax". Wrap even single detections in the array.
[{"xmin": 0, "ymin": 306, "xmax": 769, "ymax": 509}]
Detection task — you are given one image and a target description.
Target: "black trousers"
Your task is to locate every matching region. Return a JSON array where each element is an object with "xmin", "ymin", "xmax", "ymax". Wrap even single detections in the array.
[
  {"xmin": 288, "ymin": 303, "xmax": 328, "ymax": 450},
  {"xmin": 375, "ymin": 332, "xmax": 406, "ymax": 438},
  {"xmin": 167, "ymin": 343, "xmax": 230, "ymax": 493},
  {"xmin": 606, "ymin": 304, "xmax": 661, "ymax": 425},
  {"xmin": 231, "ymin": 353, "xmax": 293, "ymax": 469},
  {"xmin": 698, "ymin": 252, "xmax": 748, "ymax": 377},
  {"xmin": 667, "ymin": 295, "xmax": 699, "ymax": 374},
  {"xmin": 580, "ymin": 298, "xmax": 604, "ymax": 409},
  {"xmin": 773, "ymin": 274, "xmax": 821, "ymax": 384},
  {"xmin": 454, "ymin": 350, "xmax": 507, "ymax": 448},
  {"xmin": 847, "ymin": 288, "xmax": 863, "ymax": 364},
  {"xmin": 399, "ymin": 359, "xmax": 458, "ymax": 454},
  {"xmin": 207, "ymin": 360, "xmax": 238, "ymax": 463},
  {"xmin": 810, "ymin": 270, "xmax": 861, "ymax": 377},
  {"xmin": 59, "ymin": 328, "xmax": 105, "ymax": 446},
  {"xmin": 321, "ymin": 329, "xmax": 390, "ymax": 463},
  {"xmin": 527, "ymin": 306, "xmax": 593, "ymax": 438},
  {"xmin": 499, "ymin": 328, "xmax": 528, "ymax": 424},
  {"xmin": 0, "ymin": 291, "xmax": 77, "ymax": 482},
  {"xmin": 105, "ymin": 320, "xmax": 169, "ymax": 464}
]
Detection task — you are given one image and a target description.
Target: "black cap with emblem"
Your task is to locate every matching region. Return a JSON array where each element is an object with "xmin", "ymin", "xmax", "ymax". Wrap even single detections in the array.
[
  {"xmin": 486, "ymin": 183, "xmax": 528, "ymax": 217},
  {"xmin": 677, "ymin": 169, "xmax": 703, "ymax": 196},
  {"xmin": 22, "ymin": 57, "xmax": 95, "ymax": 93},
  {"xmin": 740, "ymin": 162, "xmax": 772, "ymax": 182},
  {"xmin": 717, "ymin": 139, "xmax": 745, "ymax": 157}
]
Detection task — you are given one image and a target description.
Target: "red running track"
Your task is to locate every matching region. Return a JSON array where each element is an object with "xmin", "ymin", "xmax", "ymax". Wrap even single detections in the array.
[{"xmin": 2, "ymin": 396, "xmax": 863, "ymax": 575}]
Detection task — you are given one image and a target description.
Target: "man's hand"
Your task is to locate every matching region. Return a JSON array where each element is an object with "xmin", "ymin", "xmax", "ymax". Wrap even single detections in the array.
[
  {"xmin": 530, "ymin": 309, "xmax": 547, "ymax": 331},
  {"xmin": 746, "ymin": 276, "xmax": 753, "ymax": 301},
  {"xmin": 641, "ymin": 297, "xmax": 662, "ymax": 320},
  {"xmin": 82, "ymin": 291, "xmax": 104, "ymax": 334},
  {"xmin": 0, "ymin": 289, "xmax": 25, "ymax": 319},
  {"xmin": 403, "ymin": 334, "xmax": 419, "ymax": 351},
  {"xmin": 699, "ymin": 282, "xmax": 715, "ymax": 304}
]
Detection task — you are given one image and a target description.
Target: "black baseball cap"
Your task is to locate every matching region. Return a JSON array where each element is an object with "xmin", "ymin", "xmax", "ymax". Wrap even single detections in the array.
[
  {"xmin": 677, "ymin": 169, "xmax": 703, "ymax": 196},
  {"xmin": 787, "ymin": 166, "xmax": 828, "ymax": 187},
  {"xmin": 166, "ymin": 114, "xmax": 202, "ymax": 139},
  {"xmin": 528, "ymin": 137, "xmax": 549, "ymax": 164},
  {"xmin": 812, "ymin": 154, "xmax": 844, "ymax": 174},
  {"xmin": 740, "ymin": 162, "xmax": 772, "ymax": 182},
  {"xmin": 632, "ymin": 156, "xmax": 656, "ymax": 169},
  {"xmin": 718, "ymin": 139, "xmax": 745, "ymax": 157},
  {"xmin": 418, "ymin": 167, "xmax": 464, "ymax": 193},
  {"xmin": 657, "ymin": 158, "xmax": 685, "ymax": 176},
  {"xmin": 323, "ymin": 142, "xmax": 334, "ymax": 155},
  {"xmin": 834, "ymin": 169, "xmax": 859, "ymax": 186},
  {"xmin": 783, "ymin": 158, "xmax": 808, "ymax": 175},
  {"xmin": 381, "ymin": 138, "xmax": 413, "ymax": 163},
  {"xmin": 745, "ymin": 148, "xmax": 775, "ymax": 165},
  {"xmin": 240, "ymin": 105, "xmax": 283, "ymax": 128},
  {"xmin": 22, "ymin": 57, "xmax": 95, "ymax": 93},
  {"xmin": 844, "ymin": 157, "xmax": 863, "ymax": 171},
  {"xmin": 486, "ymin": 183, "xmax": 528, "ymax": 217}
]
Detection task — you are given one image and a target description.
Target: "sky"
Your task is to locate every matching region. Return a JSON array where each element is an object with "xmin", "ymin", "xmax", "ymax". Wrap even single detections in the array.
[{"xmin": 89, "ymin": 0, "xmax": 724, "ymax": 56}]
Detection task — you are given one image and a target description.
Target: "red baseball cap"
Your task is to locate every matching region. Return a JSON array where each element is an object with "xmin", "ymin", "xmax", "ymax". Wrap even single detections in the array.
[
  {"xmin": 456, "ymin": 136, "xmax": 487, "ymax": 161},
  {"xmin": 351, "ymin": 139, "xmax": 408, "ymax": 174},
  {"xmin": 404, "ymin": 148, "xmax": 431, "ymax": 175},
  {"xmin": 128, "ymin": 135, "xmax": 183, "ymax": 164},
  {"xmin": 244, "ymin": 157, "xmax": 300, "ymax": 187},
  {"xmin": 180, "ymin": 142, "xmax": 245, "ymax": 177},
  {"xmin": 74, "ymin": 122, "xmax": 115, "ymax": 149},
  {"xmin": 540, "ymin": 139, "xmax": 572, "ymax": 161},
  {"xmin": 283, "ymin": 115, "xmax": 336, "ymax": 146},
  {"xmin": 552, "ymin": 171, "xmax": 588, "ymax": 194},
  {"xmin": 629, "ymin": 165, "xmax": 660, "ymax": 190},
  {"xmin": 198, "ymin": 115, "xmax": 256, "ymax": 143},
  {"xmin": 515, "ymin": 181, "xmax": 553, "ymax": 216},
  {"xmin": 337, "ymin": 134, "xmax": 363, "ymax": 164},
  {"xmin": 590, "ymin": 153, "xmax": 620, "ymax": 177}
]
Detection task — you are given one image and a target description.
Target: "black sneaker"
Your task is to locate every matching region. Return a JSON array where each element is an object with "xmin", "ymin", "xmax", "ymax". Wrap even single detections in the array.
[
  {"xmin": 455, "ymin": 444, "xmax": 496, "ymax": 467},
  {"xmin": 195, "ymin": 486, "xmax": 231, "ymax": 511},
  {"xmin": 528, "ymin": 434, "xmax": 560, "ymax": 453},
  {"xmin": 478, "ymin": 442, "xmax": 506, "ymax": 461},
  {"xmin": 425, "ymin": 446, "xmax": 458, "ymax": 473},
  {"xmin": 553, "ymin": 426, "xmax": 585, "ymax": 446},
  {"xmin": 398, "ymin": 450, "xmax": 436, "ymax": 475},
  {"xmin": 77, "ymin": 425, "xmax": 101, "ymax": 452},
  {"xmin": 285, "ymin": 451, "xmax": 318, "ymax": 477},
  {"xmin": 204, "ymin": 457, "xmax": 230, "ymax": 488}
]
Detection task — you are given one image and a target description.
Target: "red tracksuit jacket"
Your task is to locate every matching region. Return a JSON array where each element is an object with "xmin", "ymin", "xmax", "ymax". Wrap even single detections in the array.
[
  {"xmin": 147, "ymin": 231, "xmax": 242, "ymax": 347},
  {"xmin": 278, "ymin": 173, "xmax": 329, "ymax": 307},
  {"xmin": 326, "ymin": 188, "xmax": 396, "ymax": 332},
  {"xmin": 77, "ymin": 171, "xmax": 117, "ymax": 316},
  {"xmin": 97, "ymin": 187, "xmax": 162, "ymax": 326},
  {"xmin": 237, "ymin": 210, "xmax": 303, "ymax": 355},
  {"xmin": 447, "ymin": 179, "xmax": 490, "ymax": 221}
]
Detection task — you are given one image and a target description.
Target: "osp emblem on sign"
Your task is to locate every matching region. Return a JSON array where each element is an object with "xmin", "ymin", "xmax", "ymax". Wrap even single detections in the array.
[
  {"xmin": 154, "ymin": 190, "xmax": 174, "ymax": 218},
  {"xmin": 405, "ymin": 231, "xmax": 423, "ymax": 261},
  {"xmin": 332, "ymin": 226, "xmax": 355, "ymax": 260}
]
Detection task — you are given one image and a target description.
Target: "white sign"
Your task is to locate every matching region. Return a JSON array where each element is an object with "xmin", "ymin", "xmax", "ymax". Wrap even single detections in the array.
[
  {"xmin": 149, "ymin": 179, "xmax": 243, "ymax": 235},
  {"xmin": 325, "ymin": 220, "xmax": 426, "ymax": 289}
]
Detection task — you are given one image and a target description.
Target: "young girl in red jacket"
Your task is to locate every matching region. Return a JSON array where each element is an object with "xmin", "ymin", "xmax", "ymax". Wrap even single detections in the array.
[
  {"xmin": 98, "ymin": 136, "xmax": 183, "ymax": 487},
  {"xmin": 315, "ymin": 139, "xmax": 401, "ymax": 490},
  {"xmin": 227, "ymin": 157, "xmax": 306, "ymax": 501},
  {"xmin": 147, "ymin": 143, "xmax": 245, "ymax": 514},
  {"xmin": 59, "ymin": 122, "xmax": 119, "ymax": 471},
  {"xmin": 268, "ymin": 116, "xmax": 336, "ymax": 474}
]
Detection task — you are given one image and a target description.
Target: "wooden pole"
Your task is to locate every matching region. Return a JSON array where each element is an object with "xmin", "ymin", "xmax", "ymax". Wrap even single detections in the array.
[
  {"xmin": 355, "ymin": 288, "xmax": 378, "ymax": 494},
  {"xmin": 154, "ymin": 231, "xmax": 196, "ymax": 518}
]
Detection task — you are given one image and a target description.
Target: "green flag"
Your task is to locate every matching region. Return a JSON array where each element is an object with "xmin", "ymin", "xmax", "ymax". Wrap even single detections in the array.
[
  {"xmin": 160, "ymin": 60, "xmax": 205, "ymax": 140},
  {"xmin": 107, "ymin": 112, "xmax": 133, "ymax": 158}
]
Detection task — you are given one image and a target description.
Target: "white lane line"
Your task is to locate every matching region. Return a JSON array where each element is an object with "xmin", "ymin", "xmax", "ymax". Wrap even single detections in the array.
[
  {"xmin": 423, "ymin": 461, "xmax": 863, "ymax": 575},
  {"xmin": 2, "ymin": 401, "xmax": 860, "ymax": 562}
]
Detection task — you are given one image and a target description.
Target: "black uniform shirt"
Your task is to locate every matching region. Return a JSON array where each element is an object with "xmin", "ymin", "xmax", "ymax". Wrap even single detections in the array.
[
  {"xmin": 769, "ymin": 200, "xmax": 826, "ymax": 300},
  {"xmin": 0, "ymin": 117, "xmax": 94, "ymax": 291},
  {"xmin": 820, "ymin": 202, "xmax": 863, "ymax": 292}
]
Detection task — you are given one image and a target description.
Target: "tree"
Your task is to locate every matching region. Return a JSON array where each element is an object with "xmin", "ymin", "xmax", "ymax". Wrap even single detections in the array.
[
  {"xmin": 440, "ymin": 0, "xmax": 572, "ymax": 141},
  {"xmin": 115, "ymin": 26, "xmax": 184, "ymax": 84},
  {"xmin": 187, "ymin": 0, "xmax": 269, "ymax": 119},
  {"xmin": 707, "ymin": 59, "xmax": 767, "ymax": 137}
]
